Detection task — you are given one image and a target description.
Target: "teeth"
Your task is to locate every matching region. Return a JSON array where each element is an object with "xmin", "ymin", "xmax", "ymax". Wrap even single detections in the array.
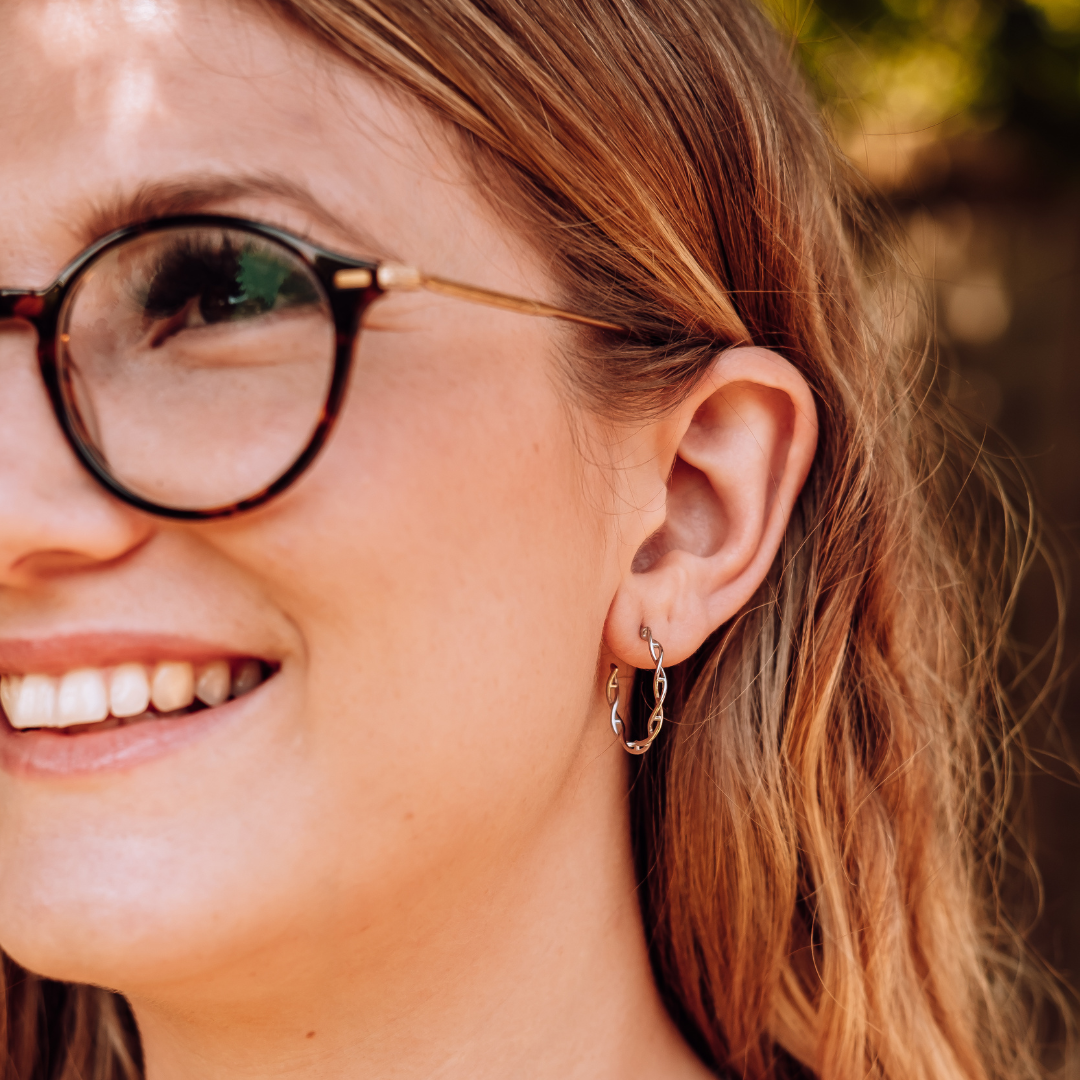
[
  {"xmin": 232, "ymin": 659, "xmax": 262, "ymax": 698},
  {"xmin": 0, "ymin": 657, "xmax": 268, "ymax": 731},
  {"xmin": 195, "ymin": 660, "xmax": 230, "ymax": 707},
  {"xmin": 150, "ymin": 661, "xmax": 195, "ymax": 713},
  {"xmin": 57, "ymin": 668, "xmax": 109, "ymax": 726},
  {"xmin": 12, "ymin": 674, "xmax": 59, "ymax": 729},
  {"xmin": 0, "ymin": 675, "xmax": 21, "ymax": 722},
  {"xmin": 109, "ymin": 663, "xmax": 151, "ymax": 718}
]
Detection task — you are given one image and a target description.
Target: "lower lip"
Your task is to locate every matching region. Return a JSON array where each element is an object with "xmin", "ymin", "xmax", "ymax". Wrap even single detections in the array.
[{"xmin": 0, "ymin": 693, "xmax": 258, "ymax": 778}]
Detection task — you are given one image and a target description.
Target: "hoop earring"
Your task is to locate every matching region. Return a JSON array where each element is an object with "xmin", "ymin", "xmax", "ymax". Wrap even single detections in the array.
[{"xmin": 606, "ymin": 626, "xmax": 667, "ymax": 755}]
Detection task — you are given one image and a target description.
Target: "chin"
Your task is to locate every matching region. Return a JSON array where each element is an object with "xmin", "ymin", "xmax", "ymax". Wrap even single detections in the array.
[
  {"xmin": 0, "ymin": 857, "xmax": 216, "ymax": 987},
  {"xmin": 0, "ymin": 810, "xmax": 305, "ymax": 993}
]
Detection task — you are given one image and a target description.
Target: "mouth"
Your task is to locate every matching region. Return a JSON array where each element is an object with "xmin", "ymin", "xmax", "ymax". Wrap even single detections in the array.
[{"xmin": 0, "ymin": 658, "xmax": 276, "ymax": 734}]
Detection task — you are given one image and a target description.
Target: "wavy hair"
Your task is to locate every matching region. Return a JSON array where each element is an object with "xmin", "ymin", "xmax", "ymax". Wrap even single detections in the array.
[{"xmin": 2, "ymin": 0, "xmax": 1064, "ymax": 1077}]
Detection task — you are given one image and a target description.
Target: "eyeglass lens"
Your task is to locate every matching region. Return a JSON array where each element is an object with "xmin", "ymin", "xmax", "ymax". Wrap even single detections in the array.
[{"xmin": 55, "ymin": 225, "xmax": 337, "ymax": 512}]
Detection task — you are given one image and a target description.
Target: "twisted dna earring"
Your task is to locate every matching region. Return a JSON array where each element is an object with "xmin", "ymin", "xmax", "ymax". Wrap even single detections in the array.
[{"xmin": 606, "ymin": 626, "xmax": 667, "ymax": 755}]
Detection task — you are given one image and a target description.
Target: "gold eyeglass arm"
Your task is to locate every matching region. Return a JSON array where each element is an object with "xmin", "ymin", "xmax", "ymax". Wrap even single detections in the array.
[{"xmin": 333, "ymin": 262, "xmax": 626, "ymax": 333}]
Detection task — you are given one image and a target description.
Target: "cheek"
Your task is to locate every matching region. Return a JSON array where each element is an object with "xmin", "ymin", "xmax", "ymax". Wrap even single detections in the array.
[
  {"xmin": 0, "ymin": 324, "xmax": 620, "ymax": 990},
  {"xmin": 216, "ymin": 325, "xmax": 616, "ymax": 907}
]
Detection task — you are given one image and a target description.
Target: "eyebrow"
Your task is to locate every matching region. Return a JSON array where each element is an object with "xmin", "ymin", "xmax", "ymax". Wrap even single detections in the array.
[
  {"xmin": 64, "ymin": 173, "xmax": 628, "ymax": 334},
  {"xmin": 75, "ymin": 173, "xmax": 384, "ymax": 254}
]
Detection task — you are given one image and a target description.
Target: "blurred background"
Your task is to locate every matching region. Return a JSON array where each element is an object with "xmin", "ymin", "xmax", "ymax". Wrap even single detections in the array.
[{"xmin": 763, "ymin": 0, "xmax": 1080, "ymax": 1032}]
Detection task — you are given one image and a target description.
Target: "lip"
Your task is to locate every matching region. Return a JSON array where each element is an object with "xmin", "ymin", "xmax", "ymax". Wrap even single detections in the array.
[
  {"xmin": 0, "ymin": 632, "xmax": 257, "ymax": 676},
  {"xmin": 0, "ymin": 699, "xmax": 255, "ymax": 778},
  {"xmin": 0, "ymin": 633, "xmax": 279, "ymax": 778}
]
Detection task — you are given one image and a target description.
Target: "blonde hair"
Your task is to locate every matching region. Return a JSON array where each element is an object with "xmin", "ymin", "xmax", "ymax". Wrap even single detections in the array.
[{"xmin": 3, "ymin": 1, "xmax": 1063, "ymax": 1077}]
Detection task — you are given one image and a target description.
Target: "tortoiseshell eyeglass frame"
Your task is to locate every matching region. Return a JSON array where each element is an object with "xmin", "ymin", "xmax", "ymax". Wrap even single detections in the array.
[{"xmin": 0, "ymin": 215, "xmax": 627, "ymax": 522}]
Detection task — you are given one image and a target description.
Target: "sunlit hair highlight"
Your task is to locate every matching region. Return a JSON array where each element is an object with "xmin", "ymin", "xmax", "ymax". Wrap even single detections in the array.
[{"xmin": 3, "ymin": 0, "xmax": 1064, "ymax": 1077}]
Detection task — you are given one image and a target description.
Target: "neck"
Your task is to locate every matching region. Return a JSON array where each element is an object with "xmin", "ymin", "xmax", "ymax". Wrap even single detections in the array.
[{"xmin": 127, "ymin": 747, "xmax": 710, "ymax": 1080}]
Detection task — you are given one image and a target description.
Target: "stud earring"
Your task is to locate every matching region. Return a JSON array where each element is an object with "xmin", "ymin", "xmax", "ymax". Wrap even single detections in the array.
[{"xmin": 606, "ymin": 626, "xmax": 667, "ymax": 755}]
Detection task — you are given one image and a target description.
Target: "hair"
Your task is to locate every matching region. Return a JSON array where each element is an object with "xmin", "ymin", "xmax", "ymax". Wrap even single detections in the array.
[{"xmin": 2, "ymin": 0, "xmax": 1066, "ymax": 1077}]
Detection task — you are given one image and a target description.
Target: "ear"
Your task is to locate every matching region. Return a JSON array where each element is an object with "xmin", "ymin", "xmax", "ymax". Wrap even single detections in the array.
[{"xmin": 604, "ymin": 346, "xmax": 818, "ymax": 668}]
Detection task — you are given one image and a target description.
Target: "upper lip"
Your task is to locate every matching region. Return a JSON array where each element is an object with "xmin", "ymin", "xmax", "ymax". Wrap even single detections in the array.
[{"xmin": 0, "ymin": 632, "xmax": 267, "ymax": 675}]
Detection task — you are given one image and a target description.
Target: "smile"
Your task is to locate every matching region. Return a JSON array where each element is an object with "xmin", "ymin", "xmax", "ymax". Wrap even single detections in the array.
[{"xmin": 0, "ymin": 658, "xmax": 274, "ymax": 733}]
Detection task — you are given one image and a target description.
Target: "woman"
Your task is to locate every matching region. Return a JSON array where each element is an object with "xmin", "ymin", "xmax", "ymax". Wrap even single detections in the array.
[{"xmin": 0, "ymin": 0, "xmax": 1056, "ymax": 1077}]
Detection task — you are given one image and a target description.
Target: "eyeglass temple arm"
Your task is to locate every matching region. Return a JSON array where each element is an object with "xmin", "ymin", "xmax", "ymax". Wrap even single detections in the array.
[{"xmin": 333, "ymin": 263, "xmax": 625, "ymax": 333}]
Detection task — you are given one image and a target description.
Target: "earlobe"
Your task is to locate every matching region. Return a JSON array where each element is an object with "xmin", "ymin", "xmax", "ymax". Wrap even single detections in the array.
[{"xmin": 604, "ymin": 346, "xmax": 818, "ymax": 668}]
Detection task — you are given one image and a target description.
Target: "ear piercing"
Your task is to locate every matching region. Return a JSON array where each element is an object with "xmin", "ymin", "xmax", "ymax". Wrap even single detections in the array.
[{"xmin": 606, "ymin": 626, "xmax": 667, "ymax": 755}]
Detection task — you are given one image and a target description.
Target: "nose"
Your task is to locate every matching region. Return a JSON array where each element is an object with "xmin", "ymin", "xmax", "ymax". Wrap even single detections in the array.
[{"xmin": 0, "ymin": 318, "xmax": 152, "ymax": 584}]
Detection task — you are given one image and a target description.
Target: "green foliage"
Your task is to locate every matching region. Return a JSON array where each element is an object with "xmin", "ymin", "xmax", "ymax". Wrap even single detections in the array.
[{"xmin": 764, "ymin": 0, "xmax": 1080, "ymax": 165}]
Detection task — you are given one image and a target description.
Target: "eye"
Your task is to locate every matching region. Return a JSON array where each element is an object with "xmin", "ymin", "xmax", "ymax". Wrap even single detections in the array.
[{"xmin": 140, "ymin": 236, "xmax": 321, "ymax": 329}]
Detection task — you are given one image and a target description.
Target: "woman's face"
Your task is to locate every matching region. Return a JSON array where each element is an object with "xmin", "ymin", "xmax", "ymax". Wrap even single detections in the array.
[{"xmin": 0, "ymin": 1, "xmax": 647, "ymax": 998}]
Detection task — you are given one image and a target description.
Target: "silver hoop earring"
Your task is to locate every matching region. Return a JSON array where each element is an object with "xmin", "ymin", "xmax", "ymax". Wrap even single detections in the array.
[{"xmin": 606, "ymin": 626, "xmax": 667, "ymax": 755}]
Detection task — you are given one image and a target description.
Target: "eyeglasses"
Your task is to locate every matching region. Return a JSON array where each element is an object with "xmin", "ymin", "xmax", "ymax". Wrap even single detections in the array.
[{"xmin": 0, "ymin": 215, "xmax": 624, "ymax": 520}]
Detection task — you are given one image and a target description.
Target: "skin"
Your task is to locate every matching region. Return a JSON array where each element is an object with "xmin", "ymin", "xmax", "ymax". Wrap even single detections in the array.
[{"xmin": 0, "ymin": 2, "xmax": 817, "ymax": 1078}]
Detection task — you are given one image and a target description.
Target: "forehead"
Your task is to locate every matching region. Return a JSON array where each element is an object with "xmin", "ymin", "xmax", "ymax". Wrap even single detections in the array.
[
  {"xmin": 0, "ymin": 0, "xmax": 481, "ymax": 282},
  {"xmin": 6, "ymin": 3, "xmax": 324, "ymax": 157}
]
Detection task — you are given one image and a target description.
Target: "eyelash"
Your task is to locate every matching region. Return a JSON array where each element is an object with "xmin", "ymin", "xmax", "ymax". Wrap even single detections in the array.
[{"xmin": 135, "ymin": 236, "xmax": 251, "ymax": 320}]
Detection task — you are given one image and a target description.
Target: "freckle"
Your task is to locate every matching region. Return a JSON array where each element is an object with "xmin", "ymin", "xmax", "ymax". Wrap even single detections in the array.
[
  {"xmin": 306, "ymin": 1031, "xmax": 316, "ymax": 1039},
  {"xmin": 533, "ymin": 442, "xmax": 540, "ymax": 453},
  {"xmin": 404, "ymin": 810, "xmax": 415, "ymax": 821}
]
